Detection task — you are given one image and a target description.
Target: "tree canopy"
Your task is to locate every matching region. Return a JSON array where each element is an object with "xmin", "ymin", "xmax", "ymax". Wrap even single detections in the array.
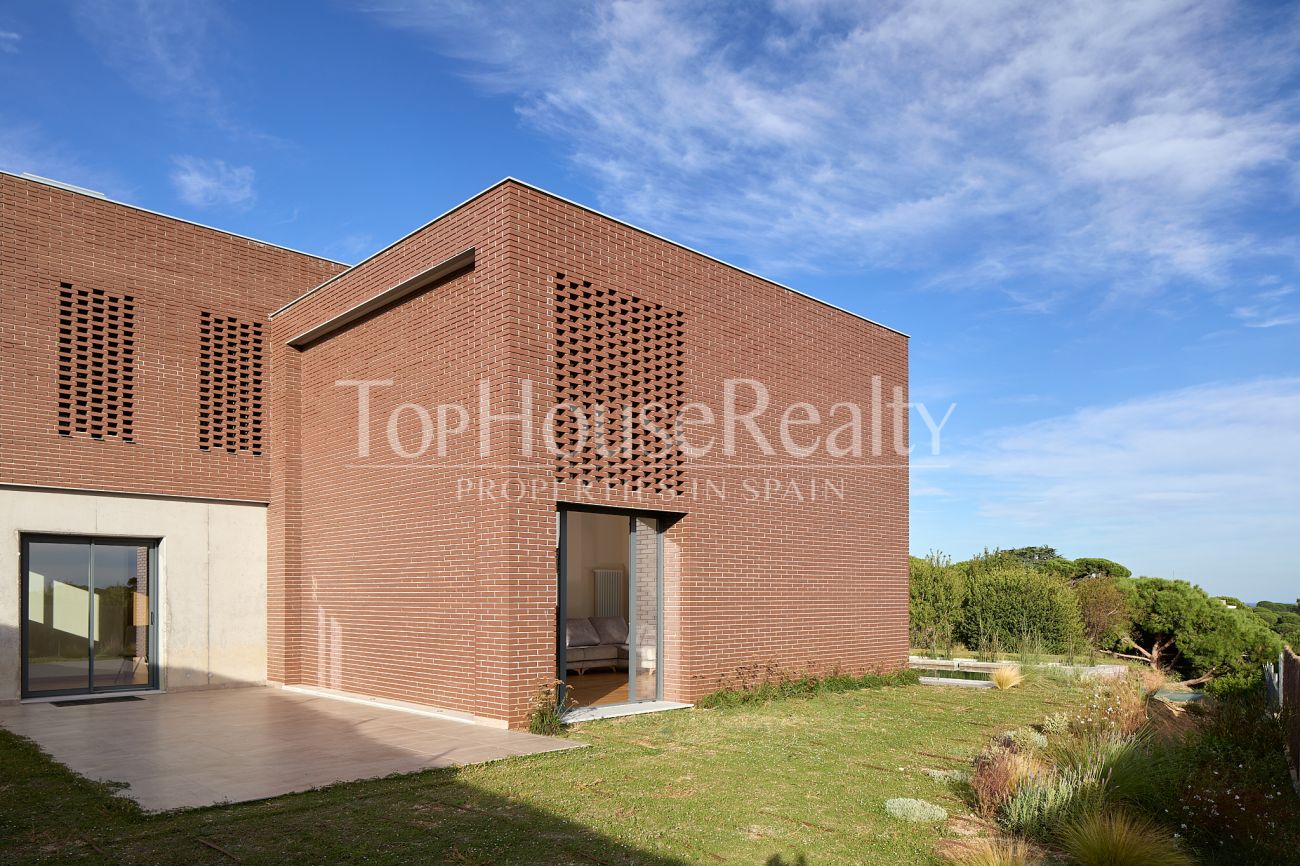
[
  {"xmin": 908, "ymin": 546, "xmax": 1282, "ymax": 686},
  {"xmin": 1115, "ymin": 578, "xmax": 1282, "ymax": 683}
]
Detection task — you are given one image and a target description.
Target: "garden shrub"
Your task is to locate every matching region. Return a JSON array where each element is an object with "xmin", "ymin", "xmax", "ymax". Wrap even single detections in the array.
[
  {"xmin": 883, "ymin": 797, "xmax": 947, "ymax": 823},
  {"xmin": 1064, "ymin": 674, "xmax": 1148, "ymax": 737},
  {"xmin": 991, "ymin": 665, "xmax": 1025, "ymax": 690},
  {"xmin": 1057, "ymin": 809, "xmax": 1193, "ymax": 866},
  {"xmin": 997, "ymin": 728, "xmax": 1048, "ymax": 752},
  {"xmin": 1164, "ymin": 682, "xmax": 1300, "ymax": 863},
  {"xmin": 949, "ymin": 838, "xmax": 1042, "ymax": 866},
  {"xmin": 526, "ymin": 680, "xmax": 571, "ymax": 736},
  {"xmin": 695, "ymin": 668, "xmax": 918, "ymax": 708},
  {"xmin": 999, "ymin": 763, "xmax": 1106, "ymax": 840},
  {"xmin": 977, "ymin": 671, "xmax": 1300, "ymax": 865},
  {"xmin": 910, "ymin": 552, "xmax": 965, "ymax": 655},
  {"xmin": 971, "ymin": 745, "xmax": 1045, "ymax": 818},
  {"xmin": 957, "ymin": 565, "xmax": 1084, "ymax": 654}
]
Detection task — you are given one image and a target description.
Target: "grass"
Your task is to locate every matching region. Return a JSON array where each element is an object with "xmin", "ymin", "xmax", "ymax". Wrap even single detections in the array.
[{"xmin": 0, "ymin": 678, "xmax": 1090, "ymax": 865}]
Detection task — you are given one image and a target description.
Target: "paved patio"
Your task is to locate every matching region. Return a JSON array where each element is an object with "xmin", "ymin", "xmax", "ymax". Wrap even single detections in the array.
[{"xmin": 0, "ymin": 687, "xmax": 580, "ymax": 811}]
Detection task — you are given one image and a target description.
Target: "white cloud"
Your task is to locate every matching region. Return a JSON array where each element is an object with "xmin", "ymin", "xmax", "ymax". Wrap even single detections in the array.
[
  {"xmin": 0, "ymin": 30, "xmax": 20, "ymax": 54},
  {"xmin": 1232, "ymin": 285, "xmax": 1300, "ymax": 328},
  {"xmin": 929, "ymin": 378, "xmax": 1300, "ymax": 597},
  {"xmin": 169, "ymin": 156, "xmax": 255, "ymax": 209},
  {"xmin": 364, "ymin": 0, "xmax": 1300, "ymax": 312},
  {"xmin": 74, "ymin": 1, "xmax": 218, "ymax": 98},
  {"xmin": 0, "ymin": 120, "xmax": 127, "ymax": 198},
  {"xmin": 72, "ymin": 0, "xmax": 274, "ymax": 142}
]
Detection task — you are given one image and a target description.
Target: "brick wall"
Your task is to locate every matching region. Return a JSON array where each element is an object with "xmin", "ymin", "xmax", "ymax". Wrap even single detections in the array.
[
  {"xmin": 267, "ymin": 185, "xmax": 521, "ymax": 717},
  {"xmin": 269, "ymin": 180, "xmax": 908, "ymax": 727},
  {"xmin": 507, "ymin": 182, "xmax": 910, "ymax": 712},
  {"xmin": 0, "ymin": 174, "xmax": 345, "ymax": 502}
]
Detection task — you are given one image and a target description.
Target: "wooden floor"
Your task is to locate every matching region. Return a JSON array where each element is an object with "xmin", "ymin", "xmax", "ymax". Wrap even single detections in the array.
[{"xmin": 566, "ymin": 671, "xmax": 628, "ymax": 707}]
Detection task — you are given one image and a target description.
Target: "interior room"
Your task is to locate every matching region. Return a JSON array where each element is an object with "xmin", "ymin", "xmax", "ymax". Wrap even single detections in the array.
[{"xmin": 561, "ymin": 510, "xmax": 631, "ymax": 707}]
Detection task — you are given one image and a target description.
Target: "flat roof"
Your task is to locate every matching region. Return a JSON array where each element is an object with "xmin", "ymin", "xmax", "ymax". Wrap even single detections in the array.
[
  {"xmin": 1, "ymin": 170, "xmax": 348, "ymax": 267},
  {"xmin": 271, "ymin": 177, "xmax": 909, "ymax": 338}
]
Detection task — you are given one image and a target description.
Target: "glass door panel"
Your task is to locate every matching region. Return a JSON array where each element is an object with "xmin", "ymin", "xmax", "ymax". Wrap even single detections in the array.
[
  {"xmin": 22, "ymin": 536, "xmax": 155, "ymax": 697},
  {"xmin": 629, "ymin": 515, "xmax": 661, "ymax": 702},
  {"xmin": 24, "ymin": 540, "xmax": 93, "ymax": 695},
  {"xmin": 91, "ymin": 543, "xmax": 152, "ymax": 690}
]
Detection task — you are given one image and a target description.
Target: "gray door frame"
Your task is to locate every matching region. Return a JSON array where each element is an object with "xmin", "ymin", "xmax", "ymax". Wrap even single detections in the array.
[
  {"xmin": 19, "ymin": 533, "xmax": 159, "ymax": 698},
  {"xmin": 556, "ymin": 503, "xmax": 671, "ymax": 707}
]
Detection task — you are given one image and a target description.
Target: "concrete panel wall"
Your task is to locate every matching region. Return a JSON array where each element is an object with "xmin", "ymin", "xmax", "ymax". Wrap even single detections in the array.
[{"xmin": 0, "ymin": 487, "xmax": 267, "ymax": 701}]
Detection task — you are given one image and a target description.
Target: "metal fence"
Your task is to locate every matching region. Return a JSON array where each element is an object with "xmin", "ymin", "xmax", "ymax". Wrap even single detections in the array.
[{"xmin": 1265, "ymin": 648, "xmax": 1300, "ymax": 791}]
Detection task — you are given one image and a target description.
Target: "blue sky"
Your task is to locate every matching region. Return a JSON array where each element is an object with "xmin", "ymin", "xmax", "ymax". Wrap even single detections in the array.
[{"xmin": 2, "ymin": 1, "xmax": 1297, "ymax": 601}]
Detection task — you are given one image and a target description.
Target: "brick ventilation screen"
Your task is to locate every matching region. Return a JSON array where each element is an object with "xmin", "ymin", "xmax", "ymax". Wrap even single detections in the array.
[
  {"xmin": 198, "ymin": 312, "xmax": 265, "ymax": 454},
  {"xmin": 554, "ymin": 274, "xmax": 685, "ymax": 489},
  {"xmin": 57, "ymin": 283, "xmax": 136, "ymax": 441}
]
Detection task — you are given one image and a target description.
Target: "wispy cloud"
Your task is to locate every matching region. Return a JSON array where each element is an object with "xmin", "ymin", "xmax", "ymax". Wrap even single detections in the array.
[
  {"xmin": 929, "ymin": 377, "xmax": 1300, "ymax": 595},
  {"xmin": 1232, "ymin": 284, "xmax": 1300, "ymax": 328},
  {"xmin": 169, "ymin": 156, "xmax": 255, "ymax": 209},
  {"xmin": 72, "ymin": 0, "xmax": 275, "ymax": 143},
  {"xmin": 325, "ymin": 232, "xmax": 374, "ymax": 263},
  {"xmin": 0, "ymin": 120, "xmax": 128, "ymax": 197},
  {"xmin": 364, "ymin": 0, "xmax": 1300, "ymax": 314},
  {"xmin": 0, "ymin": 30, "xmax": 20, "ymax": 54}
]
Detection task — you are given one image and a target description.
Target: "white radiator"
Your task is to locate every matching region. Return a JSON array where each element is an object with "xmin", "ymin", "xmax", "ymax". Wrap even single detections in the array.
[{"xmin": 593, "ymin": 569, "xmax": 625, "ymax": 618}]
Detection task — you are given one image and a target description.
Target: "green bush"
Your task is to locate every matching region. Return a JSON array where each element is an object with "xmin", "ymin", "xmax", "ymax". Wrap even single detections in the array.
[
  {"xmin": 958, "ymin": 564, "xmax": 1084, "ymax": 654},
  {"xmin": 909, "ymin": 553, "xmax": 965, "ymax": 655},
  {"xmin": 999, "ymin": 763, "xmax": 1105, "ymax": 840},
  {"xmin": 695, "ymin": 668, "xmax": 918, "ymax": 708}
]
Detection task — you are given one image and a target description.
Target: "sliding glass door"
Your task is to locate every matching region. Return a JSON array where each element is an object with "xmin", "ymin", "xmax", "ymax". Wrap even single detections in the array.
[
  {"xmin": 22, "ymin": 535, "xmax": 157, "ymax": 698},
  {"xmin": 557, "ymin": 507, "xmax": 664, "ymax": 708}
]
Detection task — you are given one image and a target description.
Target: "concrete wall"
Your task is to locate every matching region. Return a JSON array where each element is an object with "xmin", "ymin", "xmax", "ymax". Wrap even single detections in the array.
[{"xmin": 0, "ymin": 487, "xmax": 267, "ymax": 701}]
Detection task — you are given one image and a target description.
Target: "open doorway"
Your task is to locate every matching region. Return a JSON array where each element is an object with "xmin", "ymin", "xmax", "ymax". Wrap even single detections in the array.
[{"xmin": 557, "ymin": 507, "xmax": 662, "ymax": 709}]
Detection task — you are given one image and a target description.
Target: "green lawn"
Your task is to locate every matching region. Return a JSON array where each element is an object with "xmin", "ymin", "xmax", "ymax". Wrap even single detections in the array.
[{"xmin": 0, "ymin": 678, "xmax": 1087, "ymax": 865}]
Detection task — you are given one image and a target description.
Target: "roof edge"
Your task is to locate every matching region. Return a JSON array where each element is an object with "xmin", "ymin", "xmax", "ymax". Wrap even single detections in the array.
[
  {"xmin": 1, "ymin": 170, "xmax": 348, "ymax": 267},
  {"xmin": 505, "ymin": 177, "xmax": 910, "ymax": 339},
  {"xmin": 273, "ymin": 177, "xmax": 909, "ymax": 338},
  {"xmin": 287, "ymin": 248, "xmax": 475, "ymax": 348},
  {"xmin": 271, "ymin": 178, "xmax": 513, "ymax": 318}
]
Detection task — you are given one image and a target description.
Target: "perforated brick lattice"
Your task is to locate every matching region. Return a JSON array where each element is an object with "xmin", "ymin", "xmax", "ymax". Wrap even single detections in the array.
[
  {"xmin": 199, "ymin": 312, "xmax": 265, "ymax": 454},
  {"xmin": 57, "ymin": 283, "xmax": 136, "ymax": 441},
  {"xmin": 554, "ymin": 274, "xmax": 685, "ymax": 489}
]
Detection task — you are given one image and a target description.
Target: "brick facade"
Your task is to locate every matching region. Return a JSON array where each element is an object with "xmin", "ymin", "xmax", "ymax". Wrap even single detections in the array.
[
  {"xmin": 268, "ymin": 180, "xmax": 908, "ymax": 727},
  {"xmin": 0, "ymin": 173, "xmax": 345, "ymax": 502},
  {"xmin": 3, "ymin": 173, "xmax": 908, "ymax": 729}
]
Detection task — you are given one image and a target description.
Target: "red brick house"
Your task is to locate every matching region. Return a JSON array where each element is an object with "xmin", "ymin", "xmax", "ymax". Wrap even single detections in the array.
[{"xmin": 1, "ymin": 170, "xmax": 909, "ymax": 728}]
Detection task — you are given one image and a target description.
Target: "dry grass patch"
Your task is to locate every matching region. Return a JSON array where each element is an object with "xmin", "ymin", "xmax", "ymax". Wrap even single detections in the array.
[{"xmin": 990, "ymin": 666, "xmax": 1025, "ymax": 690}]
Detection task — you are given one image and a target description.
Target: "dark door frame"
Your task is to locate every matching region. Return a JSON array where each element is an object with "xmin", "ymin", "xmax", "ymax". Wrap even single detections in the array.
[
  {"xmin": 19, "ymin": 533, "xmax": 160, "ymax": 698},
  {"xmin": 556, "ymin": 503, "xmax": 675, "ymax": 708}
]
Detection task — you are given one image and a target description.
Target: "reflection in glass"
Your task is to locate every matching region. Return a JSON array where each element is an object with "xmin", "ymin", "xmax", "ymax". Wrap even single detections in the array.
[
  {"xmin": 25, "ymin": 541, "xmax": 93, "ymax": 693},
  {"xmin": 631, "ymin": 516, "xmax": 660, "ymax": 701},
  {"xmin": 23, "ymin": 538, "xmax": 153, "ymax": 696},
  {"xmin": 92, "ymin": 544, "xmax": 151, "ymax": 690}
]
